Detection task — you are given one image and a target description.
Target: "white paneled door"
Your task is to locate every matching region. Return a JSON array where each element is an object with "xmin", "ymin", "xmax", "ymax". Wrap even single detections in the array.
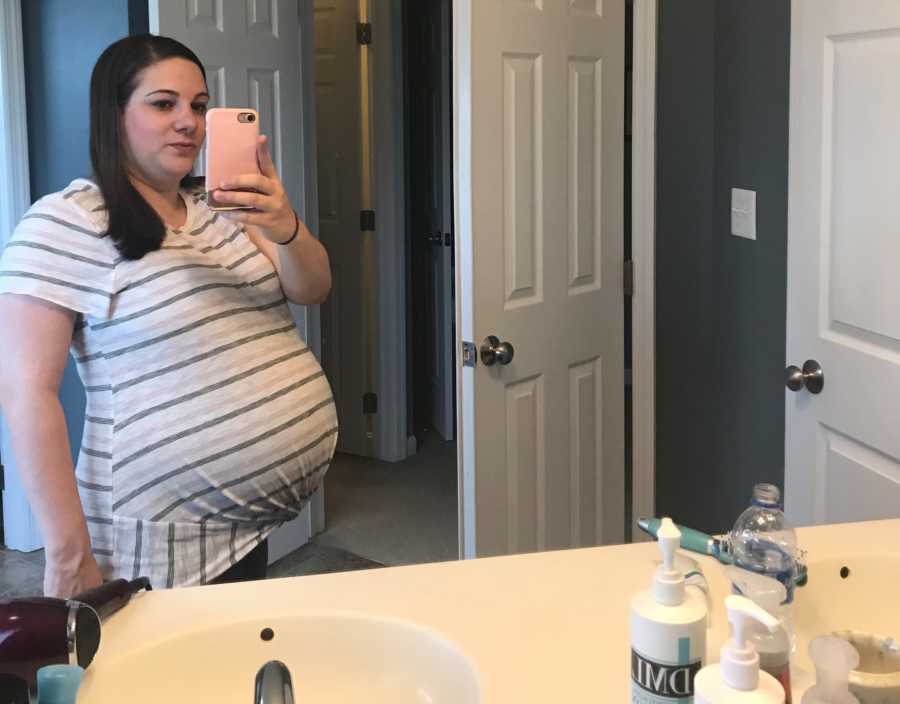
[
  {"xmin": 455, "ymin": 0, "xmax": 625, "ymax": 557},
  {"xmin": 150, "ymin": 0, "xmax": 321, "ymax": 562},
  {"xmin": 786, "ymin": 1, "xmax": 900, "ymax": 526}
]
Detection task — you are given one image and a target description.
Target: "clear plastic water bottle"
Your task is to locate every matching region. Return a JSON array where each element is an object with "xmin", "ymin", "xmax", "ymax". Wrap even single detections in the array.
[{"xmin": 730, "ymin": 483, "xmax": 799, "ymax": 604}]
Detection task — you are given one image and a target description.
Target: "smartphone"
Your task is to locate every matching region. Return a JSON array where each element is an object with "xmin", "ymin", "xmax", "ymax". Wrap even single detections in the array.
[{"xmin": 204, "ymin": 107, "xmax": 260, "ymax": 210}]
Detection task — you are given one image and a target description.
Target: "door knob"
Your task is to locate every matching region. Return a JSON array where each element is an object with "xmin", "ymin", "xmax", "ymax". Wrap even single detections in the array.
[
  {"xmin": 480, "ymin": 335, "xmax": 515, "ymax": 366},
  {"xmin": 785, "ymin": 359, "xmax": 824, "ymax": 394}
]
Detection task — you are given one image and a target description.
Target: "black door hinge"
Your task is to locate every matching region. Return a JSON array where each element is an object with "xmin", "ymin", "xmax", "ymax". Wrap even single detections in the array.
[
  {"xmin": 0, "ymin": 463, "xmax": 4, "ymax": 492},
  {"xmin": 360, "ymin": 209, "xmax": 375, "ymax": 232},
  {"xmin": 363, "ymin": 392, "xmax": 378, "ymax": 414},
  {"xmin": 357, "ymin": 22, "xmax": 372, "ymax": 45},
  {"xmin": 444, "ymin": 231, "xmax": 453, "ymax": 247},
  {"xmin": 624, "ymin": 259, "xmax": 634, "ymax": 297}
]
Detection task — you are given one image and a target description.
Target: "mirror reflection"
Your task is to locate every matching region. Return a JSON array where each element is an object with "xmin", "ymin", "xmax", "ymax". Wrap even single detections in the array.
[{"xmin": 0, "ymin": 2, "xmax": 897, "ymax": 701}]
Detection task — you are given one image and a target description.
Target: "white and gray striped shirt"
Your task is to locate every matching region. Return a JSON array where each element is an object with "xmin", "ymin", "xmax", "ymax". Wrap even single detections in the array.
[{"xmin": 0, "ymin": 179, "xmax": 338, "ymax": 588}]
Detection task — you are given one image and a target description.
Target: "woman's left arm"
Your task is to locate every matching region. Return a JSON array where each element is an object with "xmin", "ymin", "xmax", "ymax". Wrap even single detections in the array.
[{"xmin": 214, "ymin": 136, "xmax": 332, "ymax": 305}]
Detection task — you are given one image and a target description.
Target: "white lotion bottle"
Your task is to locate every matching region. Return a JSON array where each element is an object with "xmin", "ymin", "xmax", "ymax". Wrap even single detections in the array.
[
  {"xmin": 694, "ymin": 595, "xmax": 786, "ymax": 703},
  {"xmin": 630, "ymin": 517, "xmax": 708, "ymax": 703}
]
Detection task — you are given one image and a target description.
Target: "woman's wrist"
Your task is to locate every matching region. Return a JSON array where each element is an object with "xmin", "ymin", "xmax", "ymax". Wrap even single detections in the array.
[
  {"xmin": 46, "ymin": 541, "xmax": 92, "ymax": 566},
  {"xmin": 44, "ymin": 523, "xmax": 93, "ymax": 563},
  {"xmin": 275, "ymin": 210, "xmax": 300, "ymax": 246}
]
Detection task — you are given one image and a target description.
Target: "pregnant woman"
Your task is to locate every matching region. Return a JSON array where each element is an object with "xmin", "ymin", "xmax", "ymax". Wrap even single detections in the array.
[{"xmin": 0, "ymin": 34, "xmax": 338, "ymax": 596}]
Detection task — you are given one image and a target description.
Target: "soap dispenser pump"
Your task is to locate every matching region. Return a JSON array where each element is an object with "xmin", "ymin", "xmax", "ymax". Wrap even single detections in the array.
[
  {"xmin": 726, "ymin": 566, "xmax": 793, "ymax": 701},
  {"xmin": 630, "ymin": 517, "xmax": 708, "ymax": 703},
  {"xmin": 801, "ymin": 636, "xmax": 860, "ymax": 704},
  {"xmin": 695, "ymin": 595, "xmax": 786, "ymax": 703}
]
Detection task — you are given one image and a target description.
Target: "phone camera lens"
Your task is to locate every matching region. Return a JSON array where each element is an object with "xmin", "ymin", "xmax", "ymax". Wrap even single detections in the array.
[{"xmin": 247, "ymin": 114, "xmax": 255, "ymax": 122}]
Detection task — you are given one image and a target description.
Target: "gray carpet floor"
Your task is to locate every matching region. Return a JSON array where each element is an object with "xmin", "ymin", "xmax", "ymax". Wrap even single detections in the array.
[
  {"xmin": 0, "ymin": 434, "xmax": 457, "ymax": 597},
  {"xmin": 318, "ymin": 432, "xmax": 459, "ymax": 566},
  {"xmin": 0, "ymin": 545, "xmax": 44, "ymax": 600}
]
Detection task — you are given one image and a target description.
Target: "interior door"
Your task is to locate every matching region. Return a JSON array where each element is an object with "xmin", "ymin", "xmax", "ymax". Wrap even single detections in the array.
[
  {"xmin": 785, "ymin": 1, "xmax": 900, "ymax": 526},
  {"xmin": 455, "ymin": 0, "xmax": 626, "ymax": 557},
  {"xmin": 150, "ymin": 0, "xmax": 321, "ymax": 562}
]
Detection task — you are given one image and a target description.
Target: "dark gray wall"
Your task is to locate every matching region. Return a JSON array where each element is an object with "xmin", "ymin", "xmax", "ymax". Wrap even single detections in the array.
[
  {"xmin": 22, "ymin": 0, "xmax": 133, "ymax": 459},
  {"xmin": 656, "ymin": 0, "xmax": 790, "ymax": 534}
]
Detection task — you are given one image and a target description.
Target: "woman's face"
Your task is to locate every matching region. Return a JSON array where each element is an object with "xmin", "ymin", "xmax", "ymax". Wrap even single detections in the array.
[{"xmin": 121, "ymin": 57, "xmax": 208, "ymax": 189}]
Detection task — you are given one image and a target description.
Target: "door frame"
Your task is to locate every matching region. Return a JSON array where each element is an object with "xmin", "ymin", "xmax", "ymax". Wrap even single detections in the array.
[
  {"xmin": 296, "ymin": 0, "xmax": 326, "ymax": 538},
  {"xmin": 631, "ymin": 0, "xmax": 657, "ymax": 539},
  {"xmin": 297, "ymin": 0, "xmax": 322, "ymax": 363},
  {"xmin": 0, "ymin": 0, "xmax": 29, "ymax": 236},
  {"xmin": 369, "ymin": 0, "xmax": 410, "ymax": 462},
  {"xmin": 0, "ymin": 0, "xmax": 41, "ymax": 551}
]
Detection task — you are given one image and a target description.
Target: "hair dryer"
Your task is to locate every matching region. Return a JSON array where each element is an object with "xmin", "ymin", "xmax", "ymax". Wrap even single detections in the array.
[
  {"xmin": 71, "ymin": 576, "xmax": 151, "ymax": 621},
  {"xmin": 0, "ymin": 577, "xmax": 151, "ymax": 693}
]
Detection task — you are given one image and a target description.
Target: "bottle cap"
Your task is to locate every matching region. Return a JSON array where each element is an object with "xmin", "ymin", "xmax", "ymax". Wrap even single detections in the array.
[
  {"xmin": 751, "ymin": 483, "xmax": 782, "ymax": 508},
  {"xmin": 653, "ymin": 517, "xmax": 685, "ymax": 606},
  {"xmin": 720, "ymin": 595, "xmax": 780, "ymax": 691},
  {"xmin": 36, "ymin": 664, "xmax": 84, "ymax": 704}
]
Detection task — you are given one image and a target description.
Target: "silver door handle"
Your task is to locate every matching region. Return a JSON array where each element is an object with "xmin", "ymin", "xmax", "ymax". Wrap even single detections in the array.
[
  {"xmin": 480, "ymin": 335, "xmax": 515, "ymax": 366},
  {"xmin": 785, "ymin": 359, "xmax": 824, "ymax": 394}
]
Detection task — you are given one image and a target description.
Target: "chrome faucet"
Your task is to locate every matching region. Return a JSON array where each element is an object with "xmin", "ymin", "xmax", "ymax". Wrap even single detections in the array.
[{"xmin": 255, "ymin": 660, "xmax": 294, "ymax": 704}]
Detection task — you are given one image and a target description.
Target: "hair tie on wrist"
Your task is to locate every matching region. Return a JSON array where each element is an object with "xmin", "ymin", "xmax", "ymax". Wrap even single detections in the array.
[{"xmin": 277, "ymin": 210, "xmax": 300, "ymax": 245}]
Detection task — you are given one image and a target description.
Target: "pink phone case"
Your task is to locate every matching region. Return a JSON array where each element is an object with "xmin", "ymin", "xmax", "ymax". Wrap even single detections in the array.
[{"xmin": 205, "ymin": 108, "xmax": 260, "ymax": 210}]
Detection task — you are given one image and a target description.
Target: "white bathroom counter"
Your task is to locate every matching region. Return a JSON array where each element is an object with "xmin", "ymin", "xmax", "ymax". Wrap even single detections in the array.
[{"xmin": 83, "ymin": 518, "xmax": 900, "ymax": 702}]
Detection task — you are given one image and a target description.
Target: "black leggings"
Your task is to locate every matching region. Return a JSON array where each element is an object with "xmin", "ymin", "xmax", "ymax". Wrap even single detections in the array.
[{"xmin": 210, "ymin": 539, "xmax": 268, "ymax": 584}]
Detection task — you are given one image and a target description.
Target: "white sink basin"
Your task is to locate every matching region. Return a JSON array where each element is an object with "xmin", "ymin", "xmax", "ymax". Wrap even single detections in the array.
[
  {"xmin": 78, "ymin": 611, "xmax": 481, "ymax": 703},
  {"xmin": 792, "ymin": 555, "xmax": 900, "ymax": 701},
  {"xmin": 794, "ymin": 555, "xmax": 900, "ymax": 642}
]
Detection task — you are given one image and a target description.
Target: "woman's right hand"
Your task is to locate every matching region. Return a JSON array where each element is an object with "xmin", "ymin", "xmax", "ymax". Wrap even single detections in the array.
[{"xmin": 43, "ymin": 548, "xmax": 104, "ymax": 599}]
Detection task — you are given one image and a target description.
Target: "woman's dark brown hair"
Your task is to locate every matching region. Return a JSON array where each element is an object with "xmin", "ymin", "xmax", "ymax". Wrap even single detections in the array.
[{"xmin": 89, "ymin": 34, "xmax": 206, "ymax": 260}]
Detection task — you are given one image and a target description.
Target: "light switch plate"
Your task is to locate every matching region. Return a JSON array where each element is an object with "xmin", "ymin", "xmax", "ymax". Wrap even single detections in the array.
[{"xmin": 731, "ymin": 187, "xmax": 756, "ymax": 240}]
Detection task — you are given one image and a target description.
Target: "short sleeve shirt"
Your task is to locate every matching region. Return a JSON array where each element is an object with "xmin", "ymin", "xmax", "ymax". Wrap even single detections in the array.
[{"xmin": 0, "ymin": 179, "xmax": 338, "ymax": 587}]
